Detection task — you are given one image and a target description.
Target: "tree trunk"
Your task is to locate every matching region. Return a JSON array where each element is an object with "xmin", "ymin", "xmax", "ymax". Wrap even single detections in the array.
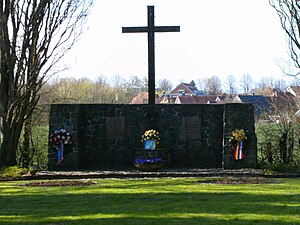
[
  {"xmin": 266, "ymin": 141, "xmax": 273, "ymax": 164},
  {"xmin": 279, "ymin": 133, "xmax": 288, "ymax": 164},
  {"xmin": 0, "ymin": 120, "xmax": 22, "ymax": 166},
  {"xmin": 287, "ymin": 132, "xmax": 294, "ymax": 164}
]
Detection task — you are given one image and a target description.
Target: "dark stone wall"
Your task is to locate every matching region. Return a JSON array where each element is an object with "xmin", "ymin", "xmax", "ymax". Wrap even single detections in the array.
[
  {"xmin": 223, "ymin": 103, "xmax": 257, "ymax": 169},
  {"xmin": 48, "ymin": 105, "xmax": 80, "ymax": 170},
  {"xmin": 48, "ymin": 103, "xmax": 257, "ymax": 170}
]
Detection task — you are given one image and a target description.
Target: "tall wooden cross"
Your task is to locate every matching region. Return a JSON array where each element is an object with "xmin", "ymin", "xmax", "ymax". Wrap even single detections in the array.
[{"xmin": 122, "ymin": 6, "xmax": 180, "ymax": 129}]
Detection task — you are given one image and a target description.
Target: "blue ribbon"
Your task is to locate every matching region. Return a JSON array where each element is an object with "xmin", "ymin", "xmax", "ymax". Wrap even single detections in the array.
[{"xmin": 56, "ymin": 142, "xmax": 64, "ymax": 165}]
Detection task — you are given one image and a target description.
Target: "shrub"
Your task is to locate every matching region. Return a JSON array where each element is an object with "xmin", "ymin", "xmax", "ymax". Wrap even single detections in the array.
[
  {"xmin": 17, "ymin": 126, "xmax": 49, "ymax": 170},
  {"xmin": 0, "ymin": 166, "xmax": 28, "ymax": 180},
  {"xmin": 256, "ymin": 122, "xmax": 300, "ymax": 167}
]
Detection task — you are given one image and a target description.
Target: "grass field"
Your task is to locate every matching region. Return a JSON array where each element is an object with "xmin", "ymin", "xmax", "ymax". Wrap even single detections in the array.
[{"xmin": 0, "ymin": 177, "xmax": 299, "ymax": 225}]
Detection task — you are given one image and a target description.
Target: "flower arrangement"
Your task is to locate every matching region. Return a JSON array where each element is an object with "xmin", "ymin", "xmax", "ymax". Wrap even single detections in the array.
[
  {"xmin": 50, "ymin": 129, "xmax": 72, "ymax": 147},
  {"xmin": 141, "ymin": 129, "xmax": 160, "ymax": 150},
  {"xmin": 141, "ymin": 129, "xmax": 160, "ymax": 142},
  {"xmin": 50, "ymin": 129, "xmax": 72, "ymax": 165},
  {"xmin": 228, "ymin": 129, "xmax": 247, "ymax": 160},
  {"xmin": 230, "ymin": 129, "xmax": 247, "ymax": 142}
]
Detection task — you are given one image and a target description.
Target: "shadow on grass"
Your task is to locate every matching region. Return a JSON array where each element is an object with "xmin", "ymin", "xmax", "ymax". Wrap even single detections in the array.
[{"xmin": 0, "ymin": 190, "xmax": 299, "ymax": 225}]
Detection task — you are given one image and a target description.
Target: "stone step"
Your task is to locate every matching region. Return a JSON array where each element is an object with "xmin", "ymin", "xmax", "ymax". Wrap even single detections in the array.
[{"xmin": 19, "ymin": 168, "xmax": 291, "ymax": 180}]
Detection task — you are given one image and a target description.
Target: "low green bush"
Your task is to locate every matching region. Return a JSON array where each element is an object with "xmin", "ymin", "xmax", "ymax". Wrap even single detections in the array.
[
  {"xmin": 260, "ymin": 162, "xmax": 300, "ymax": 174},
  {"xmin": 0, "ymin": 166, "xmax": 29, "ymax": 180}
]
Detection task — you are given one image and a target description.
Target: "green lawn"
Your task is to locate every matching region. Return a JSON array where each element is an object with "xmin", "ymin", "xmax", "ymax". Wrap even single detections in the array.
[{"xmin": 0, "ymin": 178, "xmax": 299, "ymax": 225}]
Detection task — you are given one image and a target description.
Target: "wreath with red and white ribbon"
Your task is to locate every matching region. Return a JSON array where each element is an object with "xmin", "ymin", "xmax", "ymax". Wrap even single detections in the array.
[
  {"xmin": 50, "ymin": 129, "xmax": 72, "ymax": 147},
  {"xmin": 50, "ymin": 129, "xmax": 72, "ymax": 165}
]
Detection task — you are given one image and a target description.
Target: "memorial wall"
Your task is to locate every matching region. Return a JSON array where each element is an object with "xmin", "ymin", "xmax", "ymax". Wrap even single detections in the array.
[{"xmin": 48, "ymin": 103, "xmax": 257, "ymax": 170}]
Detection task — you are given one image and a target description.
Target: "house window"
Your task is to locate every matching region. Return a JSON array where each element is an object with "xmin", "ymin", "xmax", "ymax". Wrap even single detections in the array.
[{"xmin": 178, "ymin": 90, "xmax": 185, "ymax": 96}]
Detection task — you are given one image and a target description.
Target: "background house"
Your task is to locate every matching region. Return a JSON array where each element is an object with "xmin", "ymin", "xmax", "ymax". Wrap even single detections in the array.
[
  {"xmin": 175, "ymin": 95, "xmax": 218, "ymax": 104},
  {"xmin": 286, "ymin": 85, "xmax": 300, "ymax": 97},
  {"xmin": 131, "ymin": 92, "xmax": 159, "ymax": 104},
  {"xmin": 157, "ymin": 92, "xmax": 176, "ymax": 104},
  {"xmin": 215, "ymin": 93, "xmax": 237, "ymax": 104},
  {"xmin": 169, "ymin": 81, "xmax": 205, "ymax": 97},
  {"xmin": 232, "ymin": 94, "xmax": 271, "ymax": 116},
  {"xmin": 271, "ymin": 88, "xmax": 297, "ymax": 111}
]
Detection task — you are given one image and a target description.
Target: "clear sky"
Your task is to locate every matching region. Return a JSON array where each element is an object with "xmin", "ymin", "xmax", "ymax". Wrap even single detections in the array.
[{"xmin": 58, "ymin": 0, "xmax": 294, "ymax": 85}]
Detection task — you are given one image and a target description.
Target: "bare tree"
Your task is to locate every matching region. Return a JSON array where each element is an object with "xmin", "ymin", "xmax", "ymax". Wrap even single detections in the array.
[
  {"xmin": 270, "ymin": 0, "xmax": 300, "ymax": 76},
  {"xmin": 290, "ymin": 77, "xmax": 300, "ymax": 85},
  {"xmin": 225, "ymin": 74, "xmax": 237, "ymax": 94},
  {"xmin": 240, "ymin": 73, "xmax": 254, "ymax": 94},
  {"xmin": 128, "ymin": 75, "xmax": 146, "ymax": 89},
  {"xmin": 204, "ymin": 76, "xmax": 222, "ymax": 95},
  {"xmin": 256, "ymin": 76, "xmax": 277, "ymax": 90},
  {"xmin": 0, "ymin": 0, "xmax": 93, "ymax": 166},
  {"xmin": 157, "ymin": 78, "xmax": 173, "ymax": 93},
  {"xmin": 196, "ymin": 78, "xmax": 206, "ymax": 91},
  {"xmin": 275, "ymin": 79, "xmax": 288, "ymax": 91},
  {"xmin": 111, "ymin": 74, "xmax": 125, "ymax": 88},
  {"xmin": 257, "ymin": 77, "xmax": 269, "ymax": 90}
]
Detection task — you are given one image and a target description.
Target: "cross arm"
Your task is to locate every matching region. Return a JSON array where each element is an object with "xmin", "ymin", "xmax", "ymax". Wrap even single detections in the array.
[
  {"xmin": 122, "ymin": 26, "xmax": 180, "ymax": 33},
  {"xmin": 122, "ymin": 27, "xmax": 148, "ymax": 33},
  {"xmin": 154, "ymin": 26, "xmax": 180, "ymax": 32}
]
